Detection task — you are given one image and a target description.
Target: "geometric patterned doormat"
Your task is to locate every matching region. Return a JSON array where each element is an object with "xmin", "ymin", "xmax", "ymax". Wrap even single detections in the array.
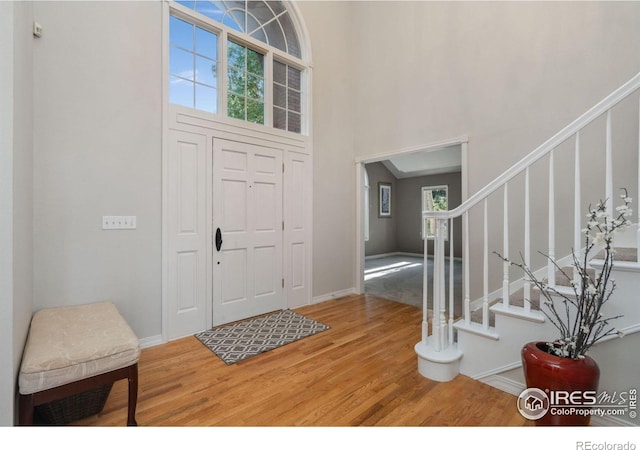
[{"xmin": 195, "ymin": 309, "xmax": 331, "ymax": 365}]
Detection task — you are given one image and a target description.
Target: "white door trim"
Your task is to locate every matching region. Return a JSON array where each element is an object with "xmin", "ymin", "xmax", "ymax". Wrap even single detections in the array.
[
  {"xmin": 163, "ymin": 106, "xmax": 313, "ymax": 341},
  {"xmin": 354, "ymin": 136, "xmax": 469, "ymax": 294}
]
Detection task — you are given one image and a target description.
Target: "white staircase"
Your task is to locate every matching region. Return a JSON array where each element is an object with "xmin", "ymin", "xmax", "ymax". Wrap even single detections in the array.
[{"xmin": 415, "ymin": 72, "xmax": 640, "ymax": 425}]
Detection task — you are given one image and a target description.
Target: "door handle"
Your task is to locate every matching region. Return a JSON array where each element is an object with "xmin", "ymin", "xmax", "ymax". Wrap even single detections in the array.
[{"xmin": 215, "ymin": 228, "xmax": 223, "ymax": 252}]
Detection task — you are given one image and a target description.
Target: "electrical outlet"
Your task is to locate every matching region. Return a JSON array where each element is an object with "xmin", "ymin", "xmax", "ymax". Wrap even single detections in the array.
[{"xmin": 102, "ymin": 216, "xmax": 137, "ymax": 230}]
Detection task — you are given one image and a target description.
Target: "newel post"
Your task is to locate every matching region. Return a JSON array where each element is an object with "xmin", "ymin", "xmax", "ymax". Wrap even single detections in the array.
[{"xmin": 415, "ymin": 214, "xmax": 462, "ymax": 382}]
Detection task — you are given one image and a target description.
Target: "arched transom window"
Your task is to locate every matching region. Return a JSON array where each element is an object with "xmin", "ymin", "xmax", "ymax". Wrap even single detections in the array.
[{"xmin": 169, "ymin": 0, "xmax": 306, "ymax": 134}]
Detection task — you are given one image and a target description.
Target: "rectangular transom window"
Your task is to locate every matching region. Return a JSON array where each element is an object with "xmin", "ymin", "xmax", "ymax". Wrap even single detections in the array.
[{"xmin": 169, "ymin": 15, "xmax": 219, "ymax": 114}]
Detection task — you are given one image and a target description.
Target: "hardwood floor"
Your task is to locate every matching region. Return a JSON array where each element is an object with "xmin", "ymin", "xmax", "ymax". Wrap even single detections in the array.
[{"xmin": 71, "ymin": 294, "xmax": 531, "ymax": 427}]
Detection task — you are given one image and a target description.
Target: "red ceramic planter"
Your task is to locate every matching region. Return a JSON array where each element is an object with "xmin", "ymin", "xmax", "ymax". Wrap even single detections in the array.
[{"xmin": 521, "ymin": 342, "xmax": 600, "ymax": 426}]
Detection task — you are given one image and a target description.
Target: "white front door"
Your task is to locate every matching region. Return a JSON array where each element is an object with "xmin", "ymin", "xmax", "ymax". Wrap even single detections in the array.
[{"xmin": 212, "ymin": 139, "xmax": 284, "ymax": 326}]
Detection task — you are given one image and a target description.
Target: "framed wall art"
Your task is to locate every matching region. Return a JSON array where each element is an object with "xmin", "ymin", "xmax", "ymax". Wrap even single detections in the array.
[{"xmin": 378, "ymin": 182, "xmax": 391, "ymax": 218}]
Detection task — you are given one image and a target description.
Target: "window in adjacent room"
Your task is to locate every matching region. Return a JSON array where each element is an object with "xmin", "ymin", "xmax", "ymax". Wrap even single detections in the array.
[{"xmin": 422, "ymin": 185, "xmax": 448, "ymax": 240}]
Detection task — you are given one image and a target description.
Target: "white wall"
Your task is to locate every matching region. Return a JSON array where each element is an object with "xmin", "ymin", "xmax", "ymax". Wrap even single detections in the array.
[
  {"xmin": 0, "ymin": 1, "xmax": 16, "ymax": 427},
  {"xmin": 0, "ymin": 1, "xmax": 35, "ymax": 426},
  {"xmin": 297, "ymin": 1, "xmax": 640, "ymax": 300},
  {"xmin": 349, "ymin": 1, "xmax": 640, "ymax": 299},
  {"xmin": 12, "ymin": 1, "xmax": 35, "ymax": 425},
  {"xmin": 297, "ymin": 1, "xmax": 358, "ymax": 298},
  {"xmin": 32, "ymin": 1, "xmax": 163, "ymax": 339}
]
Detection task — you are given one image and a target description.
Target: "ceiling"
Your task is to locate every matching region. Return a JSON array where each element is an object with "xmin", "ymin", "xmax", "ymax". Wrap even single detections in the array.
[{"xmin": 381, "ymin": 144, "xmax": 462, "ymax": 179}]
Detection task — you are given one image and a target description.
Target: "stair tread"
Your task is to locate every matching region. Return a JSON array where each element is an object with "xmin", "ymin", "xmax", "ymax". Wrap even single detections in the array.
[
  {"xmin": 593, "ymin": 247, "xmax": 637, "ymax": 262},
  {"xmin": 469, "ymin": 287, "xmax": 541, "ymax": 327},
  {"xmin": 554, "ymin": 266, "xmax": 596, "ymax": 287}
]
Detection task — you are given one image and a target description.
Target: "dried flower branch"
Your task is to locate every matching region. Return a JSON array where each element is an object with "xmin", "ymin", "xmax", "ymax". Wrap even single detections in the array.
[{"xmin": 495, "ymin": 188, "xmax": 631, "ymax": 359}]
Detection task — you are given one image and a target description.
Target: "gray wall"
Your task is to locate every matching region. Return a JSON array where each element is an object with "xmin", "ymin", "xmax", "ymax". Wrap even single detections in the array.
[
  {"xmin": 365, "ymin": 164, "xmax": 462, "ymax": 258},
  {"xmin": 396, "ymin": 172, "xmax": 462, "ymax": 257},
  {"xmin": 364, "ymin": 162, "xmax": 397, "ymax": 256}
]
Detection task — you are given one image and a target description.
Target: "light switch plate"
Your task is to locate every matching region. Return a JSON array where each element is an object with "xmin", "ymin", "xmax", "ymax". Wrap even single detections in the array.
[{"xmin": 102, "ymin": 216, "xmax": 137, "ymax": 230}]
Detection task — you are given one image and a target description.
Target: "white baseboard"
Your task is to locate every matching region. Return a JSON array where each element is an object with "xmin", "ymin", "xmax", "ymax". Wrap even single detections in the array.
[
  {"xmin": 365, "ymin": 252, "xmax": 403, "ymax": 260},
  {"xmin": 312, "ymin": 288, "xmax": 357, "ymax": 304},
  {"xmin": 139, "ymin": 334, "xmax": 163, "ymax": 349},
  {"xmin": 365, "ymin": 251, "xmax": 462, "ymax": 261},
  {"xmin": 480, "ymin": 374, "xmax": 525, "ymax": 397}
]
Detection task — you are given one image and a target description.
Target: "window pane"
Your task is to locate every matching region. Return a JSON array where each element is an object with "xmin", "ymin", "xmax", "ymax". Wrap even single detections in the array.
[
  {"xmin": 195, "ymin": 84, "xmax": 217, "ymax": 113},
  {"xmin": 246, "ymin": 74, "xmax": 264, "ymax": 100},
  {"xmin": 273, "ymin": 84, "xmax": 286, "ymax": 108},
  {"xmin": 246, "ymin": 99, "xmax": 264, "ymax": 124},
  {"xmin": 248, "ymin": 1, "xmax": 275, "ymax": 26},
  {"xmin": 195, "ymin": 56, "xmax": 217, "ymax": 87},
  {"xmin": 273, "ymin": 60, "xmax": 286, "ymax": 85},
  {"xmin": 263, "ymin": 20, "xmax": 286, "ymax": 53},
  {"xmin": 177, "ymin": 0, "xmax": 195, "ymax": 9},
  {"xmin": 250, "ymin": 27, "xmax": 267, "ymax": 46},
  {"xmin": 246, "ymin": 49, "xmax": 264, "ymax": 76},
  {"xmin": 170, "ymin": 47, "xmax": 194, "ymax": 80},
  {"xmin": 227, "ymin": 40, "xmax": 245, "ymax": 68},
  {"xmin": 287, "ymin": 88, "xmax": 300, "ymax": 112},
  {"xmin": 228, "ymin": 93, "xmax": 245, "ymax": 120},
  {"xmin": 227, "ymin": 66, "xmax": 245, "ymax": 95},
  {"xmin": 266, "ymin": 1, "xmax": 286, "ymax": 16},
  {"xmin": 195, "ymin": 1, "xmax": 224, "ymax": 23},
  {"xmin": 195, "ymin": 26, "xmax": 217, "ymax": 59},
  {"xmin": 288, "ymin": 112, "xmax": 301, "ymax": 133},
  {"xmin": 223, "ymin": 9, "xmax": 244, "ymax": 32},
  {"xmin": 288, "ymin": 66, "xmax": 301, "ymax": 91},
  {"xmin": 170, "ymin": 76, "xmax": 194, "ymax": 108},
  {"xmin": 279, "ymin": 13, "xmax": 301, "ymax": 58},
  {"xmin": 432, "ymin": 189, "xmax": 448, "ymax": 210},
  {"xmin": 273, "ymin": 106, "xmax": 286, "ymax": 130},
  {"xmin": 170, "ymin": 16, "xmax": 194, "ymax": 51},
  {"xmin": 246, "ymin": 13, "xmax": 261, "ymax": 36}
]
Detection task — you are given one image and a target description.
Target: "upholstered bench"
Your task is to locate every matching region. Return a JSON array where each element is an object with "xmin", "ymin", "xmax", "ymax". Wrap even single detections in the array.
[{"xmin": 18, "ymin": 301, "xmax": 140, "ymax": 426}]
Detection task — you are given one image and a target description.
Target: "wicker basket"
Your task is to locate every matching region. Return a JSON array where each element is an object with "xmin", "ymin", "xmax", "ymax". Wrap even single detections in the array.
[{"xmin": 35, "ymin": 384, "xmax": 113, "ymax": 425}]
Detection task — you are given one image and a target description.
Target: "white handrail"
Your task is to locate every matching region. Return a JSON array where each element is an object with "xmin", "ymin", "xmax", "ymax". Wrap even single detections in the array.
[{"xmin": 424, "ymin": 72, "xmax": 640, "ymax": 222}]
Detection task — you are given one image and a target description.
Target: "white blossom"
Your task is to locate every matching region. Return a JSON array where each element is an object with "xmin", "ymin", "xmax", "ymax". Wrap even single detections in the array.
[{"xmin": 593, "ymin": 232, "xmax": 606, "ymax": 246}]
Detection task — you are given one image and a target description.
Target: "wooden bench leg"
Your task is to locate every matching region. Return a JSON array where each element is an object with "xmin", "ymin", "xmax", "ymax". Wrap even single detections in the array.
[
  {"xmin": 18, "ymin": 394, "xmax": 35, "ymax": 425},
  {"xmin": 127, "ymin": 363, "xmax": 138, "ymax": 426}
]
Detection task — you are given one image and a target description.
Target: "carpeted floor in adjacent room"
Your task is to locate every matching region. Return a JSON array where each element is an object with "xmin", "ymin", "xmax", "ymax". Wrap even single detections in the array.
[{"xmin": 364, "ymin": 254, "xmax": 462, "ymax": 316}]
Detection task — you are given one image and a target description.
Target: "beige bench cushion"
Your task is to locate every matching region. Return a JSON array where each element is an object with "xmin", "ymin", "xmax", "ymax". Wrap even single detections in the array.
[{"xmin": 19, "ymin": 301, "xmax": 140, "ymax": 395}]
